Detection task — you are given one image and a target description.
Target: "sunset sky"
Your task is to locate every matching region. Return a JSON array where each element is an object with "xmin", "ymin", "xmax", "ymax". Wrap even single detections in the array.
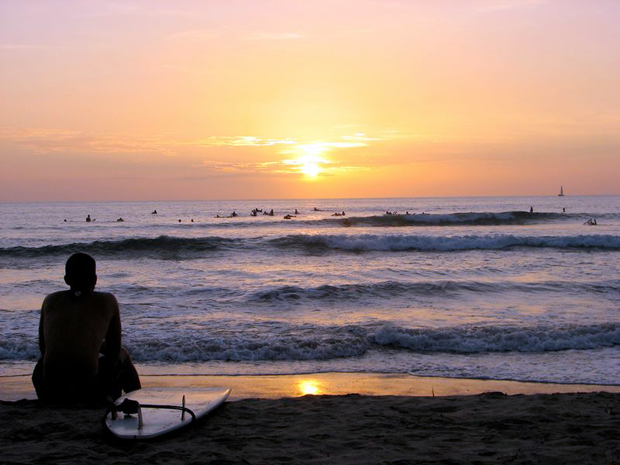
[{"xmin": 1, "ymin": 0, "xmax": 619, "ymax": 201}]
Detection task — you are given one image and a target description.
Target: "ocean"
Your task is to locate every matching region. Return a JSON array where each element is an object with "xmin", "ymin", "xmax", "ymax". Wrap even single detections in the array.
[{"xmin": 1, "ymin": 196, "xmax": 619, "ymax": 386}]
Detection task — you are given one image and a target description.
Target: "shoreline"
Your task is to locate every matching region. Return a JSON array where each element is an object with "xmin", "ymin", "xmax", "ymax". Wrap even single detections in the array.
[{"xmin": 2, "ymin": 371, "xmax": 620, "ymax": 402}]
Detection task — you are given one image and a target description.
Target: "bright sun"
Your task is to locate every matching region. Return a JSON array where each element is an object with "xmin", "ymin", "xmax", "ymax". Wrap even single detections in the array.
[
  {"xmin": 300, "ymin": 161, "xmax": 321, "ymax": 177},
  {"xmin": 296, "ymin": 145, "xmax": 328, "ymax": 178}
]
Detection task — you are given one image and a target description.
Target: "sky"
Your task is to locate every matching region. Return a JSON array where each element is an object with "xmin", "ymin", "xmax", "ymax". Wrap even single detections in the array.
[{"xmin": 1, "ymin": 0, "xmax": 619, "ymax": 201}]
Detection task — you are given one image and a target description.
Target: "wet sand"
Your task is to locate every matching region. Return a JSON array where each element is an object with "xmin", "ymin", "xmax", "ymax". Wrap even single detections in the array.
[{"xmin": 3, "ymin": 371, "xmax": 620, "ymax": 401}]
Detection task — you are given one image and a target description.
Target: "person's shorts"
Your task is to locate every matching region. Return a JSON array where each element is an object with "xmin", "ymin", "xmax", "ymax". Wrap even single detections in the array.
[{"xmin": 32, "ymin": 355, "xmax": 123, "ymax": 403}]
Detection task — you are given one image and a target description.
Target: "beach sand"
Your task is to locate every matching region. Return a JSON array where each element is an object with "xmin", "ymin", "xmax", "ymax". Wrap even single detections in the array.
[
  {"xmin": 2, "ymin": 392, "xmax": 620, "ymax": 464},
  {"xmin": 1, "ymin": 373, "xmax": 620, "ymax": 464}
]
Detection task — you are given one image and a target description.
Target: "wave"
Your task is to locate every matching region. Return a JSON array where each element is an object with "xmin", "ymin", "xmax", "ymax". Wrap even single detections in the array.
[
  {"xmin": 247, "ymin": 279, "xmax": 620, "ymax": 303},
  {"xmin": 0, "ymin": 235, "xmax": 240, "ymax": 259},
  {"xmin": 2, "ymin": 233, "xmax": 620, "ymax": 259},
  {"xmin": 3, "ymin": 323, "xmax": 619, "ymax": 363},
  {"xmin": 338, "ymin": 211, "xmax": 569, "ymax": 227},
  {"xmin": 144, "ymin": 211, "xmax": 611, "ymax": 228},
  {"xmin": 275, "ymin": 233, "xmax": 620, "ymax": 252},
  {"xmin": 374, "ymin": 323, "xmax": 620, "ymax": 354}
]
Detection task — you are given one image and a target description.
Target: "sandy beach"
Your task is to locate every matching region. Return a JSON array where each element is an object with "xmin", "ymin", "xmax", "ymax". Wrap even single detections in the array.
[
  {"xmin": 2, "ymin": 391, "xmax": 620, "ymax": 464},
  {"xmin": 2, "ymin": 374, "xmax": 620, "ymax": 464}
]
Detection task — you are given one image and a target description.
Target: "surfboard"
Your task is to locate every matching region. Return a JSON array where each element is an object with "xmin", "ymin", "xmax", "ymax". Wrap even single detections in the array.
[{"xmin": 104, "ymin": 387, "xmax": 231, "ymax": 439}]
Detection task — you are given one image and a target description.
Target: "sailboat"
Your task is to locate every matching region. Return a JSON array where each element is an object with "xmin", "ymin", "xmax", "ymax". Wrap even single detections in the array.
[{"xmin": 558, "ymin": 186, "xmax": 565, "ymax": 197}]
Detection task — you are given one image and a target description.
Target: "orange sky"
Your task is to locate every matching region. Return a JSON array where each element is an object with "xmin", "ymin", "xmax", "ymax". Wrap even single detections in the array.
[{"xmin": 1, "ymin": 0, "xmax": 619, "ymax": 201}]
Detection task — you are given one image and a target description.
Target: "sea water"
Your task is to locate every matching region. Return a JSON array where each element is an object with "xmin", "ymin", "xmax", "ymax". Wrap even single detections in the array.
[{"xmin": 1, "ymin": 196, "xmax": 619, "ymax": 385}]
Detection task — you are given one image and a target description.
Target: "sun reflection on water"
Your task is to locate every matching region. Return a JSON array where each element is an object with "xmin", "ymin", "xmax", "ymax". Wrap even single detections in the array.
[{"xmin": 297, "ymin": 379, "xmax": 323, "ymax": 396}]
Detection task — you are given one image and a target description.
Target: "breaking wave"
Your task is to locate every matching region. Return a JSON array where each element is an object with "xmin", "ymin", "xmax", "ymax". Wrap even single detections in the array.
[
  {"xmin": 0, "ymin": 236, "xmax": 240, "ymax": 259},
  {"xmin": 3, "ymin": 323, "xmax": 619, "ymax": 362},
  {"xmin": 275, "ymin": 233, "xmax": 620, "ymax": 252},
  {"xmin": 3, "ymin": 233, "xmax": 620, "ymax": 259},
  {"xmin": 247, "ymin": 279, "xmax": 620, "ymax": 303}
]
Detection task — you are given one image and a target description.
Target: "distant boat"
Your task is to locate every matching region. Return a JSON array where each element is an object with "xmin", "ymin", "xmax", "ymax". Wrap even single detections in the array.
[{"xmin": 558, "ymin": 186, "xmax": 565, "ymax": 197}]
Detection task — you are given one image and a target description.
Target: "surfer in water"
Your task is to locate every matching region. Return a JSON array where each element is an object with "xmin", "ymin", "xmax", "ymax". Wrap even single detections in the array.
[{"xmin": 32, "ymin": 253, "xmax": 141, "ymax": 403}]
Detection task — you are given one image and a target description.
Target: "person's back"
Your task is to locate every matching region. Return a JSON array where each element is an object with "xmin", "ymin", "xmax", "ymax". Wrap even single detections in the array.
[{"xmin": 32, "ymin": 253, "xmax": 140, "ymax": 403}]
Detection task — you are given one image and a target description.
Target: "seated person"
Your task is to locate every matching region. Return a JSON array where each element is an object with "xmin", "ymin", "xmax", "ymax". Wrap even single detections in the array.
[{"xmin": 32, "ymin": 253, "xmax": 141, "ymax": 403}]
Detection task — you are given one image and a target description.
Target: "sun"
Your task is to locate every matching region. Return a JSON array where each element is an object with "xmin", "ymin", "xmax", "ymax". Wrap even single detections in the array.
[
  {"xmin": 300, "ymin": 160, "xmax": 321, "ymax": 177},
  {"xmin": 296, "ymin": 145, "xmax": 329, "ymax": 178},
  {"xmin": 282, "ymin": 143, "xmax": 331, "ymax": 179}
]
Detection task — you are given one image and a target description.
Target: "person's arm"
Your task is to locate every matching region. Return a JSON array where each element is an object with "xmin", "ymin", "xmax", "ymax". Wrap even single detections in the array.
[
  {"xmin": 38, "ymin": 297, "xmax": 49, "ymax": 356},
  {"xmin": 102, "ymin": 295, "xmax": 122, "ymax": 362}
]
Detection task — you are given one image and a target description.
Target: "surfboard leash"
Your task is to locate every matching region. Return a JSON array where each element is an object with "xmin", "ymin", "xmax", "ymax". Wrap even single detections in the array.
[{"xmin": 105, "ymin": 398, "xmax": 197, "ymax": 430}]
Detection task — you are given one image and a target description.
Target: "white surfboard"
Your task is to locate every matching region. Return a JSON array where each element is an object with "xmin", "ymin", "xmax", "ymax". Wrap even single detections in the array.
[{"xmin": 104, "ymin": 387, "xmax": 231, "ymax": 439}]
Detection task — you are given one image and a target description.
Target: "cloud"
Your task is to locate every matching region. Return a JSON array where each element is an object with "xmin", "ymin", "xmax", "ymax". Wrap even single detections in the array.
[
  {"xmin": 0, "ymin": 127, "xmax": 406, "ymax": 177},
  {"xmin": 0, "ymin": 129, "xmax": 299, "ymax": 156},
  {"xmin": 164, "ymin": 29, "xmax": 221, "ymax": 43},
  {"xmin": 243, "ymin": 32, "xmax": 304, "ymax": 41},
  {"xmin": 0, "ymin": 44, "xmax": 65, "ymax": 51},
  {"xmin": 190, "ymin": 136, "xmax": 296, "ymax": 148},
  {"xmin": 475, "ymin": 0, "xmax": 546, "ymax": 12},
  {"xmin": 0, "ymin": 128, "xmax": 177, "ymax": 156}
]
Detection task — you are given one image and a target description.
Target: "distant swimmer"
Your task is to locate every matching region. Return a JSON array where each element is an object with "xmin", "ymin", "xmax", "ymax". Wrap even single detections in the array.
[
  {"xmin": 283, "ymin": 214, "xmax": 293, "ymax": 220},
  {"xmin": 530, "ymin": 207, "xmax": 534, "ymax": 213},
  {"xmin": 342, "ymin": 211, "xmax": 346, "ymax": 216},
  {"xmin": 251, "ymin": 210, "xmax": 257, "ymax": 217},
  {"xmin": 332, "ymin": 212, "xmax": 342, "ymax": 217},
  {"xmin": 86, "ymin": 215, "xmax": 91, "ymax": 223},
  {"xmin": 295, "ymin": 209, "xmax": 299, "ymax": 215},
  {"xmin": 116, "ymin": 218, "xmax": 124, "ymax": 222},
  {"xmin": 231, "ymin": 211, "xmax": 238, "ymax": 217},
  {"xmin": 191, "ymin": 219, "xmax": 194, "ymax": 223},
  {"xmin": 313, "ymin": 207, "xmax": 321, "ymax": 211},
  {"xmin": 269, "ymin": 209, "xmax": 274, "ymax": 216},
  {"xmin": 64, "ymin": 219, "xmax": 67, "ymax": 222},
  {"xmin": 179, "ymin": 219, "xmax": 182, "ymax": 223},
  {"xmin": 584, "ymin": 218, "xmax": 598, "ymax": 226},
  {"xmin": 563, "ymin": 208, "xmax": 566, "ymax": 213},
  {"xmin": 151, "ymin": 210, "xmax": 157, "ymax": 214}
]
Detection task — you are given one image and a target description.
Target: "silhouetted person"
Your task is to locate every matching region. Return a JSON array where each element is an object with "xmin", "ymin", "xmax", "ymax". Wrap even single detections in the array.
[
  {"xmin": 530, "ymin": 207, "xmax": 534, "ymax": 213},
  {"xmin": 32, "ymin": 253, "xmax": 141, "ymax": 403},
  {"xmin": 86, "ymin": 215, "xmax": 91, "ymax": 223}
]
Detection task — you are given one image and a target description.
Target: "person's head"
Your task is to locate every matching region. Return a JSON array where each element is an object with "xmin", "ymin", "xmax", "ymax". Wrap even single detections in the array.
[{"xmin": 64, "ymin": 253, "xmax": 97, "ymax": 292}]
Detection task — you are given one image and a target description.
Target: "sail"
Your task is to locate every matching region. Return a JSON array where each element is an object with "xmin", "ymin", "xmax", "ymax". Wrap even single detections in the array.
[{"xmin": 558, "ymin": 186, "xmax": 564, "ymax": 196}]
